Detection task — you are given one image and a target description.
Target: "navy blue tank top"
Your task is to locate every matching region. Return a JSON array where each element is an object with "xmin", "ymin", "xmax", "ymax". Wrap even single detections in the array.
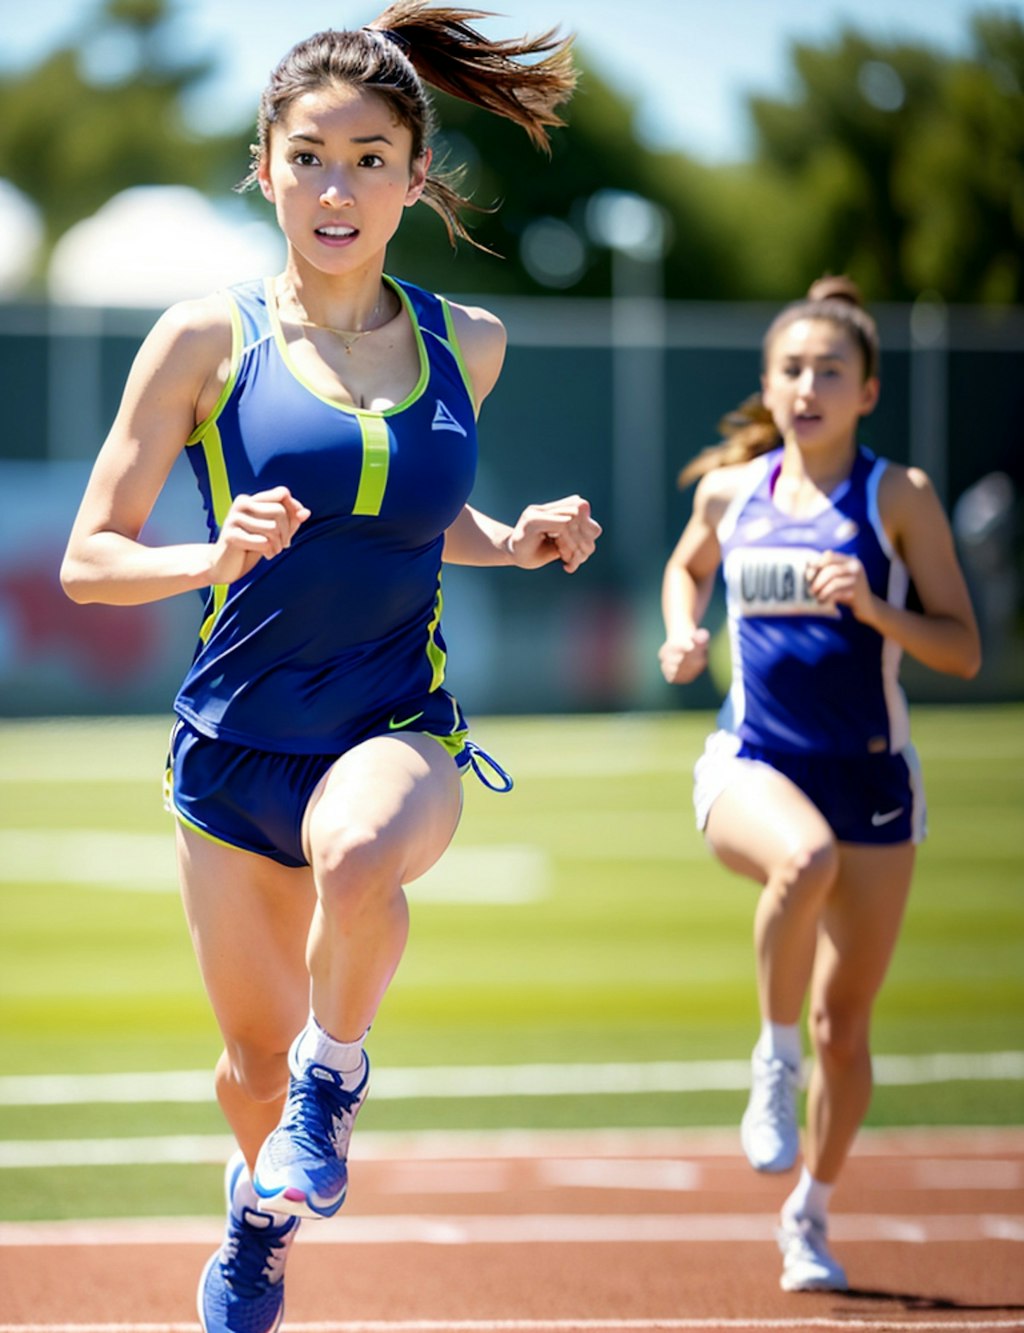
[
  {"xmin": 716, "ymin": 446, "xmax": 910, "ymax": 756},
  {"xmin": 174, "ymin": 275, "xmax": 478, "ymax": 753}
]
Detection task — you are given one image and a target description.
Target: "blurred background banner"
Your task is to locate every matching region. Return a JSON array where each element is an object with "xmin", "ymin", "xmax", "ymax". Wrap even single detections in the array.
[{"xmin": 1, "ymin": 0, "xmax": 1021, "ymax": 718}]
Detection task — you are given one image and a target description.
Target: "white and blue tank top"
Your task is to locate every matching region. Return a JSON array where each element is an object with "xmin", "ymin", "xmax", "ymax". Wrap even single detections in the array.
[
  {"xmin": 174, "ymin": 275, "xmax": 478, "ymax": 753},
  {"xmin": 716, "ymin": 446, "xmax": 910, "ymax": 756}
]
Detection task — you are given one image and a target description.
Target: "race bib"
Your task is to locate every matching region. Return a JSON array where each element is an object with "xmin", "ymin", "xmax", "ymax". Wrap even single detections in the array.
[{"xmin": 726, "ymin": 546, "xmax": 838, "ymax": 618}]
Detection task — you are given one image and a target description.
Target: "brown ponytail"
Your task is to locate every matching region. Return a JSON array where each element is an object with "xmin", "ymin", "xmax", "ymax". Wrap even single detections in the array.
[
  {"xmin": 242, "ymin": 2, "xmax": 576, "ymax": 249},
  {"xmin": 677, "ymin": 394, "xmax": 780, "ymax": 488},
  {"xmin": 368, "ymin": 2, "xmax": 577, "ymax": 152},
  {"xmin": 676, "ymin": 274, "xmax": 880, "ymax": 489}
]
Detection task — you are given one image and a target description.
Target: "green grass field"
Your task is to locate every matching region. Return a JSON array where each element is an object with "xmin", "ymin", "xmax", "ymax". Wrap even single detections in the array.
[{"xmin": 1, "ymin": 706, "xmax": 1022, "ymax": 1220}]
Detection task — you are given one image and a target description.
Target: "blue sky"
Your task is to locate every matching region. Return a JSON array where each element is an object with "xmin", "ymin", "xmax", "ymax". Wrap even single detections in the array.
[{"xmin": 3, "ymin": 0, "xmax": 1017, "ymax": 161}]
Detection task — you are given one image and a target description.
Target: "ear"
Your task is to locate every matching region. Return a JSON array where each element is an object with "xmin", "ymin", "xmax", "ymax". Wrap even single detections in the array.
[
  {"xmin": 404, "ymin": 147, "xmax": 432, "ymax": 207},
  {"xmin": 257, "ymin": 158, "xmax": 275, "ymax": 204},
  {"xmin": 859, "ymin": 376, "xmax": 880, "ymax": 416}
]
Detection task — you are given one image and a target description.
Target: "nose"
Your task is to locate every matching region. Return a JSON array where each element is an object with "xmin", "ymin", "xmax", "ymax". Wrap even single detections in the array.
[
  {"xmin": 796, "ymin": 368, "xmax": 816, "ymax": 398},
  {"xmin": 320, "ymin": 172, "xmax": 354, "ymax": 208}
]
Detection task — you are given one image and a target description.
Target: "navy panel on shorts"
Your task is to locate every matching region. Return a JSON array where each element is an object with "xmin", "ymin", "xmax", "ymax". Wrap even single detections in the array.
[
  {"xmin": 736, "ymin": 740, "xmax": 915, "ymax": 845},
  {"xmin": 169, "ymin": 688, "xmax": 471, "ymax": 867}
]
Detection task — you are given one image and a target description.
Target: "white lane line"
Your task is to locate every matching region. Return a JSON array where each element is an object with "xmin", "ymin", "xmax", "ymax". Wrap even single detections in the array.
[
  {"xmin": 2, "ymin": 1052, "xmax": 1021, "ymax": 1108},
  {"xmin": 3, "ymin": 1321, "xmax": 1024, "ymax": 1332},
  {"xmin": 1, "ymin": 1213, "xmax": 1021, "ymax": 1247}
]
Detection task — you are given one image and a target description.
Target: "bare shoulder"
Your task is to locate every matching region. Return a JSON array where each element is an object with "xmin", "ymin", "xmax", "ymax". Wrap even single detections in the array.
[
  {"xmin": 692, "ymin": 461, "xmax": 753, "ymax": 528},
  {"xmin": 446, "ymin": 300, "xmax": 507, "ymax": 406},
  {"xmin": 445, "ymin": 303, "xmax": 506, "ymax": 362},
  {"xmin": 878, "ymin": 460, "xmax": 943, "ymax": 518},
  {"xmin": 147, "ymin": 292, "xmax": 234, "ymax": 368}
]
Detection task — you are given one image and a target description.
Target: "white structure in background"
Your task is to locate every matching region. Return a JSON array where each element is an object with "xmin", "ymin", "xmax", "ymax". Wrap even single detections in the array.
[
  {"xmin": 0, "ymin": 179, "xmax": 44, "ymax": 297},
  {"xmin": 48, "ymin": 185, "xmax": 283, "ymax": 306}
]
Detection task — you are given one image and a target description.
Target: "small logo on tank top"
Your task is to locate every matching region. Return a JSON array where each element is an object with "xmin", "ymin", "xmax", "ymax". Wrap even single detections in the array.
[
  {"xmin": 727, "ymin": 546, "xmax": 838, "ymax": 618},
  {"xmin": 432, "ymin": 399, "xmax": 467, "ymax": 436}
]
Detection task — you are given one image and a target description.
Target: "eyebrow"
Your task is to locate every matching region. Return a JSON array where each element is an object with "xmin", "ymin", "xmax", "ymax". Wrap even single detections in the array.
[
  {"xmin": 286, "ymin": 131, "xmax": 394, "ymax": 145},
  {"xmin": 782, "ymin": 351, "xmax": 848, "ymax": 363}
]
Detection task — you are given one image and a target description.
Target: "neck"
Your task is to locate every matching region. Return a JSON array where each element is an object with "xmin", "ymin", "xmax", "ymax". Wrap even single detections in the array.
[
  {"xmin": 779, "ymin": 436, "xmax": 857, "ymax": 491},
  {"xmin": 277, "ymin": 262, "xmax": 393, "ymax": 335}
]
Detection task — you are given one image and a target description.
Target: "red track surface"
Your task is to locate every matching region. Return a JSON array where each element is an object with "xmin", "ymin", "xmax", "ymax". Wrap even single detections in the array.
[{"xmin": 1, "ymin": 1128, "xmax": 1022, "ymax": 1331}]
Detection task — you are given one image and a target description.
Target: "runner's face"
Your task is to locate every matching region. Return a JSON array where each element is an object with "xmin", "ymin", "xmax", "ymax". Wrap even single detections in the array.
[{"xmin": 258, "ymin": 84, "xmax": 429, "ymax": 273}]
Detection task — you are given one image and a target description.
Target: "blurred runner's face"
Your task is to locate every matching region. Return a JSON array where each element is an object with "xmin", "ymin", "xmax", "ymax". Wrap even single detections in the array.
[{"xmin": 762, "ymin": 319, "xmax": 877, "ymax": 451}]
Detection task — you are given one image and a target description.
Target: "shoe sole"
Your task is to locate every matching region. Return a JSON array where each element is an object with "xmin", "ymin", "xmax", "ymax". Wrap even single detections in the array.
[
  {"xmin": 253, "ymin": 1180, "xmax": 348, "ymax": 1220},
  {"xmin": 780, "ymin": 1271, "xmax": 849, "ymax": 1293}
]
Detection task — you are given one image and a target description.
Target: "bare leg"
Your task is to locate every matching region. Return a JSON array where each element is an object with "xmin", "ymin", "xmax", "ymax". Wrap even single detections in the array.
[
  {"xmin": 176, "ymin": 826, "xmax": 315, "ymax": 1173},
  {"xmin": 300, "ymin": 732, "xmax": 463, "ymax": 1042},
  {"xmin": 705, "ymin": 763, "xmax": 838, "ymax": 1025},
  {"xmin": 803, "ymin": 841, "xmax": 915, "ymax": 1183}
]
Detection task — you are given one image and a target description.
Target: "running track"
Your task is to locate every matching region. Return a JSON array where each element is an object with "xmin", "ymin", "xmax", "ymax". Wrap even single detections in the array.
[{"xmin": 1, "ymin": 1128, "xmax": 1022, "ymax": 1332}]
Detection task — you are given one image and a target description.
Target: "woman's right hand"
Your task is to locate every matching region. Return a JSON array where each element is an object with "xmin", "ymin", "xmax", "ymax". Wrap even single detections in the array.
[
  {"xmin": 658, "ymin": 627, "xmax": 711, "ymax": 684},
  {"xmin": 208, "ymin": 486, "xmax": 311, "ymax": 584}
]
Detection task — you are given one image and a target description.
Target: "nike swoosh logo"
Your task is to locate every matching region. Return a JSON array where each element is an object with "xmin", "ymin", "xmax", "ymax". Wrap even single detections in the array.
[
  {"xmin": 871, "ymin": 808, "xmax": 904, "ymax": 827},
  {"xmin": 388, "ymin": 711, "xmax": 425, "ymax": 731}
]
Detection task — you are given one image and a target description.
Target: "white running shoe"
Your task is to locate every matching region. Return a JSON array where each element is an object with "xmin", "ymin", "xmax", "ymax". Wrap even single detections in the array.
[
  {"xmin": 740, "ymin": 1049, "xmax": 800, "ymax": 1172},
  {"xmin": 777, "ymin": 1213, "xmax": 849, "ymax": 1292}
]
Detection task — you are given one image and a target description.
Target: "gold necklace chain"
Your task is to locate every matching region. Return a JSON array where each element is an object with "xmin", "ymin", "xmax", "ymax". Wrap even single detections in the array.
[{"xmin": 280, "ymin": 285, "xmax": 393, "ymax": 354}]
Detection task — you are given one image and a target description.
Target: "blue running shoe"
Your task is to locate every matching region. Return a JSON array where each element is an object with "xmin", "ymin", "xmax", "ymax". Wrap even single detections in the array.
[
  {"xmin": 199, "ymin": 1151, "xmax": 300, "ymax": 1333},
  {"xmin": 253, "ymin": 1052, "xmax": 370, "ymax": 1219}
]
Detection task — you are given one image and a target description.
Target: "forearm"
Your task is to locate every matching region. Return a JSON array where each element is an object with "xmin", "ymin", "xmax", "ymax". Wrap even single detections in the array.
[
  {"xmin": 864, "ymin": 598, "xmax": 981, "ymax": 678},
  {"xmin": 60, "ymin": 532, "xmax": 217, "ymax": 606},
  {"xmin": 442, "ymin": 505, "xmax": 515, "ymax": 567},
  {"xmin": 662, "ymin": 563, "xmax": 713, "ymax": 638}
]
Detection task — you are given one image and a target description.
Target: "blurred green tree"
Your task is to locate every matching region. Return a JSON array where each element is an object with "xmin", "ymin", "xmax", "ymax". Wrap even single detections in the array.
[
  {"xmin": 1, "ymin": 2, "xmax": 1020, "ymax": 302},
  {"xmin": 0, "ymin": 0, "xmax": 246, "ymax": 249},
  {"xmin": 723, "ymin": 10, "xmax": 1024, "ymax": 301}
]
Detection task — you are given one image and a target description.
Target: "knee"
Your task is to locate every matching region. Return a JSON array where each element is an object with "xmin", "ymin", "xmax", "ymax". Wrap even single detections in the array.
[
  {"xmin": 219, "ymin": 1040, "xmax": 290, "ymax": 1104},
  {"xmin": 311, "ymin": 824, "xmax": 402, "ymax": 912},
  {"xmin": 809, "ymin": 1001, "xmax": 870, "ymax": 1069},
  {"xmin": 770, "ymin": 839, "xmax": 839, "ymax": 912}
]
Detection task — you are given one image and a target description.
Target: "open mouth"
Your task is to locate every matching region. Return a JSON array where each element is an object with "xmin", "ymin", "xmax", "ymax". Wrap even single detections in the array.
[{"xmin": 315, "ymin": 225, "xmax": 358, "ymax": 240}]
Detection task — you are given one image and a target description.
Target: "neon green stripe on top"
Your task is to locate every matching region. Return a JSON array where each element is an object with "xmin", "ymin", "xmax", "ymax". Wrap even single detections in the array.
[
  {"xmin": 185, "ymin": 295, "xmax": 242, "ymax": 644},
  {"xmin": 194, "ymin": 419, "xmax": 233, "ymax": 643},
  {"xmin": 352, "ymin": 414, "xmax": 391, "ymax": 516},
  {"xmin": 425, "ymin": 579, "xmax": 446, "ymax": 690}
]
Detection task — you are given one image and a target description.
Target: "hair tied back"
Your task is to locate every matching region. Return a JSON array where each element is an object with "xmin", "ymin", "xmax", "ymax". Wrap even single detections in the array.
[
  {"xmin": 366, "ymin": 25, "xmax": 412, "ymax": 55},
  {"xmin": 806, "ymin": 274, "xmax": 864, "ymax": 308}
]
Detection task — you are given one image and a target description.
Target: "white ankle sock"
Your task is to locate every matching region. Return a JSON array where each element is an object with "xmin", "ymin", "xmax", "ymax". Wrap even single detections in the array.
[
  {"xmin": 783, "ymin": 1165, "xmax": 834, "ymax": 1227},
  {"xmin": 758, "ymin": 1020, "xmax": 802, "ymax": 1071},
  {"xmin": 290, "ymin": 1013, "xmax": 367, "ymax": 1085}
]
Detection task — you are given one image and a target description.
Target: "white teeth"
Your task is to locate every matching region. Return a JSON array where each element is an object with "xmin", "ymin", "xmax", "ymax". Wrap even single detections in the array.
[{"xmin": 317, "ymin": 225, "xmax": 355, "ymax": 237}]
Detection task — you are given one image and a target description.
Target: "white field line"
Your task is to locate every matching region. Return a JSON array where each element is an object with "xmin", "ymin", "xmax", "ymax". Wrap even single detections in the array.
[
  {"xmin": 1, "ymin": 1051, "xmax": 1021, "ymax": 1107},
  {"xmin": 0, "ymin": 831, "xmax": 552, "ymax": 900},
  {"xmin": 4, "ymin": 1324, "xmax": 1024, "ymax": 1333},
  {"xmin": 1, "ymin": 1213, "xmax": 1022, "ymax": 1248}
]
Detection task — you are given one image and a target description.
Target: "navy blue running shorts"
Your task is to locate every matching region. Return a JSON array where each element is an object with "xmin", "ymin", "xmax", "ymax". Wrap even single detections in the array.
[
  {"xmin": 165, "ymin": 691, "xmax": 511, "ymax": 868},
  {"xmin": 693, "ymin": 730, "xmax": 926, "ymax": 845}
]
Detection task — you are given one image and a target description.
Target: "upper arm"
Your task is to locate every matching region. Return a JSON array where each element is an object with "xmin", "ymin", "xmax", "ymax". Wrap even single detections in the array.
[
  {"xmin": 880, "ymin": 464, "xmax": 977, "ymax": 626},
  {"xmin": 666, "ymin": 468, "xmax": 740, "ymax": 582},
  {"xmin": 67, "ymin": 296, "xmax": 233, "ymax": 546},
  {"xmin": 446, "ymin": 301, "xmax": 507, "ymax": 410}
]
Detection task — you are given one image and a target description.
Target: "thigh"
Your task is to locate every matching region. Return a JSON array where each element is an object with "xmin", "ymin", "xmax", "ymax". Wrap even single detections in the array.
[
  {"xmin": 176, "ymin": 825, "xmax": 316, "ymax": 1052},
  {"xmin": 704, "ymin": 757, "xmax": 835, "ymax": 885},
  {"xmin": 811, "ymin": 841, "xmax": 916, "ymax": 1018},
  {"xmin": 302, "ymin": 732, "xmax": 464, "ymax": 884}
]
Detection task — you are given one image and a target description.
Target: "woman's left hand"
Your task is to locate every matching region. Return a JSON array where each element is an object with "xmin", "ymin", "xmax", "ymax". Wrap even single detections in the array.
[
  {"xmin": 506, "ymin": 495, "xmax": 602, "ymax": 573},
  {"xmin": 808, "ymin": 550, "xmax": 877, "ymax": 623}
]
